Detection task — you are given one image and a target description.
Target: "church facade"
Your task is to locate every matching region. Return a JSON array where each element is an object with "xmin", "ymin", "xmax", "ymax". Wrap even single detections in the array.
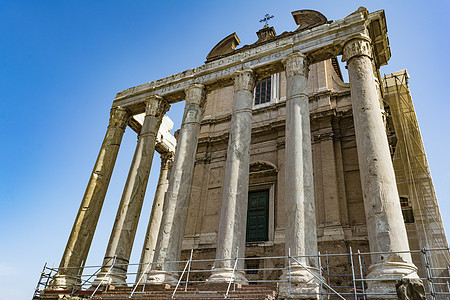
[{"xmin": 39, "ymin": 7, "xmax": 449, "ymax": 300}]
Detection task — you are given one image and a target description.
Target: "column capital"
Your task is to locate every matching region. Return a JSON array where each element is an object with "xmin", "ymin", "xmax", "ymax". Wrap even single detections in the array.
[
  {"xmin": 160, "ymin": 151, "xmax": 175, "ymax": 170},
  {"xmin": 342, "ymin": 37, "xmax": 372, "ymax": 63},
  {"xmin": 145, "ymin": 95, "xmax": 170, "ymax": 118},
  {"xmin": 282, "ymin": 52, "xmax": 309, "ymax": 78},
  {"xmin": 109, "ymin": 106, "xmax": 132, "ymax": 128},
  {"xmin": 185, "ymin": 83, "xmax": 206, "ymax": 106},
  {"xmin": 233, "ymin": 69, "xmax": 255, "ymax": 92}
]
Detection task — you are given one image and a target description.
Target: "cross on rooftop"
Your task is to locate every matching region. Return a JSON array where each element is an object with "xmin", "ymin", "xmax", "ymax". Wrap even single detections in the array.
[{"xmin": 259, "ymin": 14, "xmax": 274, "ymax": 27}]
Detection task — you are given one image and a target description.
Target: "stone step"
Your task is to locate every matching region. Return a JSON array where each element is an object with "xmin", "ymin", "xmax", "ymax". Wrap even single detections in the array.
[{"xmin": 89, "ymin": 283, "xmax": 278, "ymax": 300}]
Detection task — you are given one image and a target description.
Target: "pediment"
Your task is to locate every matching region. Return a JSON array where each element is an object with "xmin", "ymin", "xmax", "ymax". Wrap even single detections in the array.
[
  {"xmin": 206, "ymin": 32, "xmax": 240, "ymax": 62},
  {"xmin": 250, "ymin": 161, "xmax": 278, "ymax": 173},
  {"xmin": 291, "ymin": 10, "xmax": 328, "ymax": 32}
]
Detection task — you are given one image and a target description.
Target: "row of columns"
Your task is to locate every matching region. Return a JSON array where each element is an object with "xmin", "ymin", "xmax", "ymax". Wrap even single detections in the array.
[{"xmin": 50, "ymin": 37, "xmax": 418, "ymax": 296}]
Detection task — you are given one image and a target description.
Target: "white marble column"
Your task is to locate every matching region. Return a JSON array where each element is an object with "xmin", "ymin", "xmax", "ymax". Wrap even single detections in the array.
[
  {"xmin": 49, "ymin": 107, "xmax": 131, "ymax": 289},
  {"xmin": 208, "ymin": 69, "xmax": 255, "ymax": 283},
  {"xmin": 279, "ymin": 52, "xmax": 320, "ymax": 298},
  {"xmin": 94, "ymin": 95, "xmax": 170, "ymax": 286},
  {"xmin": 149, "ymin": 84, "xmax": 206, "ymax": 283},
  {"xmin": 342, "ymin": 37, "xmax": 418, "ymax": 297},
  {"xmin": 136, "ymin": 151, "xmax": 174, "ymax": 282}
]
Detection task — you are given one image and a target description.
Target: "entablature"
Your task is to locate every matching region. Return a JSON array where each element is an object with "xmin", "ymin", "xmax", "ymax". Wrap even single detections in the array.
[{"xmin": 113, "ymin": 7, "xmax": 389, "ymax": 115}]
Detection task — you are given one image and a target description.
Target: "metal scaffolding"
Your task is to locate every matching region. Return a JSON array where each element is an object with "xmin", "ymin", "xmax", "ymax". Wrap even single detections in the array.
[
  {"xmin": 383, "ymin": 70, "xmax": 449, "ymax": 276},
  {"xmin": 34, "ymin": 248, "xmax": 450, "ymax": 299}
]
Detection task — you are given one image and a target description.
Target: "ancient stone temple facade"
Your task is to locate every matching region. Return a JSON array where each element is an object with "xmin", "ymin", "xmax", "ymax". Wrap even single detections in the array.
[{"xmin": 41, "ymin": 7, "xmax": 449, "ymax": 300}]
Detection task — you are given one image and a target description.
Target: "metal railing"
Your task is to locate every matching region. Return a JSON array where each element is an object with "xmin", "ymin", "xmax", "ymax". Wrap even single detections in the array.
[{"xmin": 34, "ymin": 247, "xmax": 450, "ymax": 299}]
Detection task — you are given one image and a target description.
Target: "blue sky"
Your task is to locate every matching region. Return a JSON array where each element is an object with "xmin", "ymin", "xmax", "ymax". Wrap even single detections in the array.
[{"xmin": 1, "ymin": 1, "xmax": 449, "ymax": 299}]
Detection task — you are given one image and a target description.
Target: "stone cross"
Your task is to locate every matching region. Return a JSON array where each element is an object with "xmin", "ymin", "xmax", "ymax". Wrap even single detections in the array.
[{"xmin": 259, "ymin": 14, "xmax": 274, "ymax": 27}]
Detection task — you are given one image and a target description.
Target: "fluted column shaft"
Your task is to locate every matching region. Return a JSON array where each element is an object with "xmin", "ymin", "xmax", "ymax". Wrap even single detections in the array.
[
  {"xmin": 49, "ymin": 107, "xmax": 131, "ymax": 289},
  {"xmin": 149, "ymin": 84, "xmax": 206, "ymax": 283},
  {"xmin": 343, "ymin": 37, "xmax": 418, "ymax": 296},
  {"xmin": 95, "ymin": 96, "xmax": 169, "ymax": 285},
  {"xmin": 208, "ymin": 69, "xmax": 255, "ymax": 283},
  {"xmin": 136, "ymin": 152, "xmax": 174, "ymax": 282}
]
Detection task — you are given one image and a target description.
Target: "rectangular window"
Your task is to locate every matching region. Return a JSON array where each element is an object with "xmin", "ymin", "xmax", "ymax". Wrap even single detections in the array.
[
  {"xmin": 254, "ymin": 76, "xmax": 271, "ymax": 105},
  {"xmin": 400, "ymin": 197, "xmax": 415, "ymax": 223},
  {"xmin": 246, "ymin": 190, "xmax": 269, "ymax": 242}
]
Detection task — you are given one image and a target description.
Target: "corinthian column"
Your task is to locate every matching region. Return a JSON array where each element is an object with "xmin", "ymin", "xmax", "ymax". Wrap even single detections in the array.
[
  {"xmin": 49, "ymin": 107, "xmax": 131, "ymax": 289},
  {"xmin": 149, "ymin": 84, "xmax": 206, "ymax": 283},
  {"xmin": 208, "ymin": 69, "xmax": 255, "ymax": 283},
  {"xmin": 136, "ymin": 152, "xmax": 174, "ymax": 282},
  {"xmin": 342, "ymin": 37, "xmax": 419, "ymax": 297},
  {"xmin": 279, "ymin": 52, "xmax": 320, "ymax": 298},
  {"xmin": 94, "ymin": 95, "xmax": 169, "ymax": 286}
]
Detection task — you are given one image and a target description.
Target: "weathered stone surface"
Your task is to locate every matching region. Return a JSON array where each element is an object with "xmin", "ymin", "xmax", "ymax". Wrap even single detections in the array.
[
  {"xmin": 291, "ymin": 10, "xmax": 328, "ymax": 31},
  {"xmin": 279, "ymin": 52, "xmax": 320, "ymax": 298},
  {"xmin": 94, "ymin": 96, "xmax": 169, "ymax": 285},
  {"xmin": 49, "ymin": 106, "xmax": 131, "ymax": 289},
  {"xmin": 136, "ymin": 151, "xmax": 174, "ymax": 282},
  {"xmin": 343, "ymin": 37, "xmax": 419, "ymax": 297},
  {"xmin": 206, "ymin": 32, "xmax": 240, "ymax": 62},
  {"xmin": 149, "ymin": 84, "xmax": 206, "ymax": 283},
  {"xmin": 396, "ymin": 278, "xmax": 426, "ymax": 300},
  {"xmin": 208, "ymin": 69, "xmax": 255, "ymax": 283}
]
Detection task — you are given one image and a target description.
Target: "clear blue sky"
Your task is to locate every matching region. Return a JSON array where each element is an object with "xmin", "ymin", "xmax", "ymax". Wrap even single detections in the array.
[{"xmin": 1, "ymin": 1, "xmax": 449, "ymax": 299}]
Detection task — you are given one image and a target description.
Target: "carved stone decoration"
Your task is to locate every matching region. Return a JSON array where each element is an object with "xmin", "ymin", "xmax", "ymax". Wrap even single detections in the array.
[
  {"xmin": 249, "ymin": 161, "xmax": 278, "ymax": 173},
  {"xmin": 185, "ymin": 83, "xmax": 206, "ymax": 106},
  {"xmin": 282, "ymin": 52, "xmax": 310, "ymax": 78},
  {"xmin": 109, "ymin": 106, "xmax": 132, "ymax": 128},
  {"xmin": 234, "ymin": 69, "xmax": 255, "ymax": 93},
  {"xmin": 291, "ymin": 9, "xmax": 328, "ymax": 31},
  {"xmin": 145, "ymin": 95, "xmax": 170, "ymax": 118},
  {"xmin": 396, "ymin": 278, "xmax": 426, "ymax": 300},
  {"xmin": 342, "ymin": 38, "xmax": 373, "ymax": 62},
  {"xmin": 206, "ymin": 32, "xmax": 240, "ymax": 62}
]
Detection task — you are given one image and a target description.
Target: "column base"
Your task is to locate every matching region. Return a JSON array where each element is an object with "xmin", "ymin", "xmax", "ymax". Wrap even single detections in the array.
[
  {"xmin": 146, "ymin": 271, "xmax": 179, "ymax": 285},
  {"xmin": 91, "ymin": 270, "xmax": 127, "ymax": 288},
  {"xmin": 279, "ymin": 266, "xmax": 321, "ymax": 299},
  {"xmin": 46, "ymin": 273, "xmax": 78, "ymax": 290},
  {"xmin": 365, "ymin": 260, "xmax": 419, "ymax": 299},
  {"xmin": 207, "ymin": 269, "xmax": 248, "ymax": 285}
]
